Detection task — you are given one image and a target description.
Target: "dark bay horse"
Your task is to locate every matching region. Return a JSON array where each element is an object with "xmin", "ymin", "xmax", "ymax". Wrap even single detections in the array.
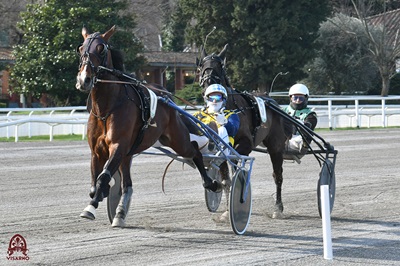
[
  {"xmin": 75, "ymin": 25, "xmax": 222, "ymax": 227},
  {"xmin": 197, "ymin": 44, "xmax": 291, "ymax": 218}
]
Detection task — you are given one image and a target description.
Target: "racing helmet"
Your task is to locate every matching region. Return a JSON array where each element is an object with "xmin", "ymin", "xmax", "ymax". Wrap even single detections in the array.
[
  {"xmin": 204, "ymin": 84, "xmax": 227, "ymax": 113},
  {"xmin": 288, "ymin": 84, "xmax": 309, "ymax": 110},
  {"xmin": 204, "ymin": 84, "xmax": 228, "ymax": 98},
  {"xmin": 289, "ymin": 83, "xmax": 309, "ymax": 96}
]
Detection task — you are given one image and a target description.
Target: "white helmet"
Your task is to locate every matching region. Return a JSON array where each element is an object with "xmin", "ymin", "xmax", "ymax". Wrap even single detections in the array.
[
  {"xmin": 289, "ymin": 84, "xmax": 309, "ymax": 96},
  {"xmin": 204, "ymin": 84, "xmax": 227, "ymax": 98},
  {"xmin": 204, "ymin": 84, "xmax": 227, "ymax": 113}
]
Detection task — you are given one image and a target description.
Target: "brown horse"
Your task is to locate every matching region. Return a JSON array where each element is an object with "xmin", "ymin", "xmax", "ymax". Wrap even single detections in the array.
[
  {"xmin": 75, "ymin": 25, "xmax": 222, "ymax": 227},
  {"xmin": 197, "ymin": 44, "xmax": 291, "ymax": 218}
]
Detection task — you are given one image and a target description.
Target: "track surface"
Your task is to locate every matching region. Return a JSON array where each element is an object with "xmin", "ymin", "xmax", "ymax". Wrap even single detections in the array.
[{"xmin": 1, "ymin": 129, "xmax": 399, "ymax": 265}]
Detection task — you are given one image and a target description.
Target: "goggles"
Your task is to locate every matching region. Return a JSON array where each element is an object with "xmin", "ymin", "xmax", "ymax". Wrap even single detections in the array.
[
  {"xmin": 291, "ymin": 95, "xmax": 305, "ymax": 102},
  {"xmin": 207, "ymin": 94, "xmax": 224, "ymax": 102}
]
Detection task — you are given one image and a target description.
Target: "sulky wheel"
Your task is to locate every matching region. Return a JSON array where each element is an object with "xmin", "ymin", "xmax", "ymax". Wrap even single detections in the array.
[
  {"xmin": 317, "ymin": 159, "xmax": 336, "ymax": 218},
  {"xmin": 230, "ymin": 169, "xmax": 252, "ymax": 235},
  {"xmin": 205, "ymin": 167, "xmax": 223, "ymax": 212},
  {"xmin": 107, "ymin": 170, "xmax": 122, "ymax": 224}
]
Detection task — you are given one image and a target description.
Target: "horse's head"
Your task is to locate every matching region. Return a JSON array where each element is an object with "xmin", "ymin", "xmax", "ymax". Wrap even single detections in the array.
[
  {"xmin": 76, "ymin": 26, "xmax": 116, "ymax": 92},
  {"xmin": 197, "ymin": 44, "xmax": 229, "ymax": 89}
]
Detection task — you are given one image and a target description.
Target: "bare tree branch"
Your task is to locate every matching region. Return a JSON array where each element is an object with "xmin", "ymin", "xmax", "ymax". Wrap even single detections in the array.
[{"xmin": 351, "ymin": 0, "xmax": 400, "ymax": 95}]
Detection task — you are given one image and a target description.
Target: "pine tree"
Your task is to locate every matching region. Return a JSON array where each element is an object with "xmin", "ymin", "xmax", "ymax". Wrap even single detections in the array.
[{"xmin": 171, "ymin": 0, "xmax": 331, "ymax": 92}]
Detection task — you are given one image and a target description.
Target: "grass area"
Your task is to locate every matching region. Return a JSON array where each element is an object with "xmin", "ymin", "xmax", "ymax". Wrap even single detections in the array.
[
  {"xmin": 0, "ymin": 134, "xmax": 85, "ymax": 142},
  {"xmin": 315, "ymin": 126, "xmax": 400, "ymax": 131},
  {"xmin": 1, "ymin": 126, "xmax": 399, "ymax": 142}
]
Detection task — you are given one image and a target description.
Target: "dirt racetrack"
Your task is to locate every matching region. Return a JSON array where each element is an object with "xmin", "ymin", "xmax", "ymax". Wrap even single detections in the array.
[{"xmin": 1, "ymin": 128, "xmax": 400, "ymax": 265}]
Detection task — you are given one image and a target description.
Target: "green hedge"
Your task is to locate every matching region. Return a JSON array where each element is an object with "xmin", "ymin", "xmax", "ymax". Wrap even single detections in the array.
[{"xmin": 173, "ymin": 83, "xmax": 204, "ymax": 105}]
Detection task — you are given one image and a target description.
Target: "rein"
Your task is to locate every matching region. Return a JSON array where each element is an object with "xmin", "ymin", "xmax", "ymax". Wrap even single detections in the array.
[
  {"xmin": 80, "ymin": 34, "xmax": 165, "ymax": 156},
  {"xmin": 95, "ymin": 66, "xmax": 201, "ymax": 111}
]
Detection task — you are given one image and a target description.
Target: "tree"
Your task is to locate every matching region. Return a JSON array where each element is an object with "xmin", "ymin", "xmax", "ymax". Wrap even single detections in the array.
[
  {"xmin": 390, "ymin": 73, "xmax": 400, "ymax": 95},
  {"xmin": 305, "ymin": 13, "xmax": 380, "ymax": 95},
  {"xmin": 350, "ymin": 0, "xmax": 400, "ymax": 96},
  {"xmin": 174, "ymin": 0, "xmax": 331, "ymax": 93},
  {"xmin": 0, "ymin": 0, "xmax": 27, "ymax": 47},
  {"xmin": 330, "ymin": 0, "xmax": 400, "ymax": 15},
  {"xmin": 161, "ymin": 4, "xmax": 188, "ymax": 52},
  {"xmin": 11, "ymin": 0, "xmax": 144, "ymax": 106}
]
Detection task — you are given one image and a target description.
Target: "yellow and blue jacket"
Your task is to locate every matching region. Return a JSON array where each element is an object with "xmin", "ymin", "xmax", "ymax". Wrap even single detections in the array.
[{"xmin": 193, "ymin": 109, "xmax": 240, "ymax": 146}]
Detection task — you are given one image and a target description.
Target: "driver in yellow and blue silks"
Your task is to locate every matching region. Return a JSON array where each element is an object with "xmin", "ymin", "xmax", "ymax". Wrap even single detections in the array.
[{"xmin": 193, "ymin": 84, "xmax": 240, "ymax": 155}]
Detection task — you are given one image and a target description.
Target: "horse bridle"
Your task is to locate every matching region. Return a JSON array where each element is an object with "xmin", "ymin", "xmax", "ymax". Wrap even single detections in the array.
[
  {"xmin": 198, "ymin": 55, "xmax": 226, "ymax": 87},
  {"xmin": 199, "ymin": 54, "xmax": 245, "ymax": 112},
  {"xmin": 77, "ymin": 32, "xmax": 110, "ymax": 81}
]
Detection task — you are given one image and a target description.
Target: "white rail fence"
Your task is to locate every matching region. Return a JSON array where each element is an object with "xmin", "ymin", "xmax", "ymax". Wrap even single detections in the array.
[
  {"xmin": 1, "ymin": 96, "xmax": 400, "ymax": 142},
  {"xmin": 307, "ymin": 95, "xmax": 400, "ymax": 129},
  {"xmin": 0, "ymin": 107, "xmax": 88, "ymax": 142}
]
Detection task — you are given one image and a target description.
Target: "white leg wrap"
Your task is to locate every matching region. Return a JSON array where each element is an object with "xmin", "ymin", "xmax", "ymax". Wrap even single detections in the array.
[
  {"xmin": 112, "ymin": 217, "xmax": 126, "ymax": 228},
  {"xmin": 83, "ymin": 205, "xmax": 96, "ymax": 217}
]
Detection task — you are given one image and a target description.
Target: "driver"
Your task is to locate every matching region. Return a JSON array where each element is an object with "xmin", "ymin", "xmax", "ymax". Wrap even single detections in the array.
[
  {"xmin": 193, "ymin": 84, "xmax": 240, "ymax": 155},
  {"xmin": 283, "ymin": 83, "xmax": 317, "ymax": 152}
]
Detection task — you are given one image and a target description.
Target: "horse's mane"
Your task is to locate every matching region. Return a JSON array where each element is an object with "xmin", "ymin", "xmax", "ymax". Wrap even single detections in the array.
[{"xmin": 110, "ymin": 49, "xmax": 125, "ymax": 71}]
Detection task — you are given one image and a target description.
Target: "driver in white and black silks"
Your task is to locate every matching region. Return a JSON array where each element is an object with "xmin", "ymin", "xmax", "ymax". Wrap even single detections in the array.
[{"xmin": 283, "ymin": 83, "xmax": 318, "ymax": 152}]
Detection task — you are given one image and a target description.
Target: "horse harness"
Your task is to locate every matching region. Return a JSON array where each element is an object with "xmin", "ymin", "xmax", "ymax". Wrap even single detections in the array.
[
  {"xmin": 79, "ymin": 33, "xmax": 159, "ymax": 156},
  {"xmin": 238, "ymin": 92, "xmax": 265, "ymax": 137},
  {"xmin": 96, "ymin": 67, "xmax": 161, "ymax": 156}
]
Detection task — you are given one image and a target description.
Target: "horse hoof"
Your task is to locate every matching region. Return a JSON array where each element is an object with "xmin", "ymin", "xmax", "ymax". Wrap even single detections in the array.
[
  {"xmin": 219, "ymin": 210, "xmax": 229, "ymax": 223},
  {"xmin": 272, "ymin": 211, "xmax": 283, "ymax": 219},
  {"xmin": 80, "ymin": 205, "xmax": 96, "ymax": 220},
  {"xmin": 80, "ymin": 211, "xmax": 95, "ymax": 220},
  {"xmin": 112, "ymin": 217, "xmax": 126, "ymax": 227}
]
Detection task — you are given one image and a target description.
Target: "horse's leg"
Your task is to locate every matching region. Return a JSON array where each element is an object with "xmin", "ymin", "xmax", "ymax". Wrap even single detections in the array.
[
  {"xmin": 209, "ymin": 121, "xmax": 231, "ymax": 197},
  {"xmin": 269, "ymin": 150, "xmax": 284, "ymax": 218},
  {"xmin": 164, "ymin": 115, "xmax": 222, "ymax": 193},
  {"xmin": 81, "ymin": 146, "xmax": 123, "ymax": 220},
  {"xmin": 265, "ymin": 118, "xmax": 286, "ymax": 219},
  {"xmin": 218, "ymin": 161, "xmax": 230, "ymax": 222},
  {"xmin": 191, "ymin": 141, "xmax": 223, "ymax": 193},
  {"xmin": 80, "ymin": 147, "xmax": 107, "ymax": 219},
  {"xmin": 112, "ymin": 157, "xmax": 133, "ymax": 227},
  {"xmin": 89, "ymin": 152, "xmax": 107, "ymax": 198},
  {"xmin": 86, "ymin": 121, "xmax": 105, "ymax": 199}
]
